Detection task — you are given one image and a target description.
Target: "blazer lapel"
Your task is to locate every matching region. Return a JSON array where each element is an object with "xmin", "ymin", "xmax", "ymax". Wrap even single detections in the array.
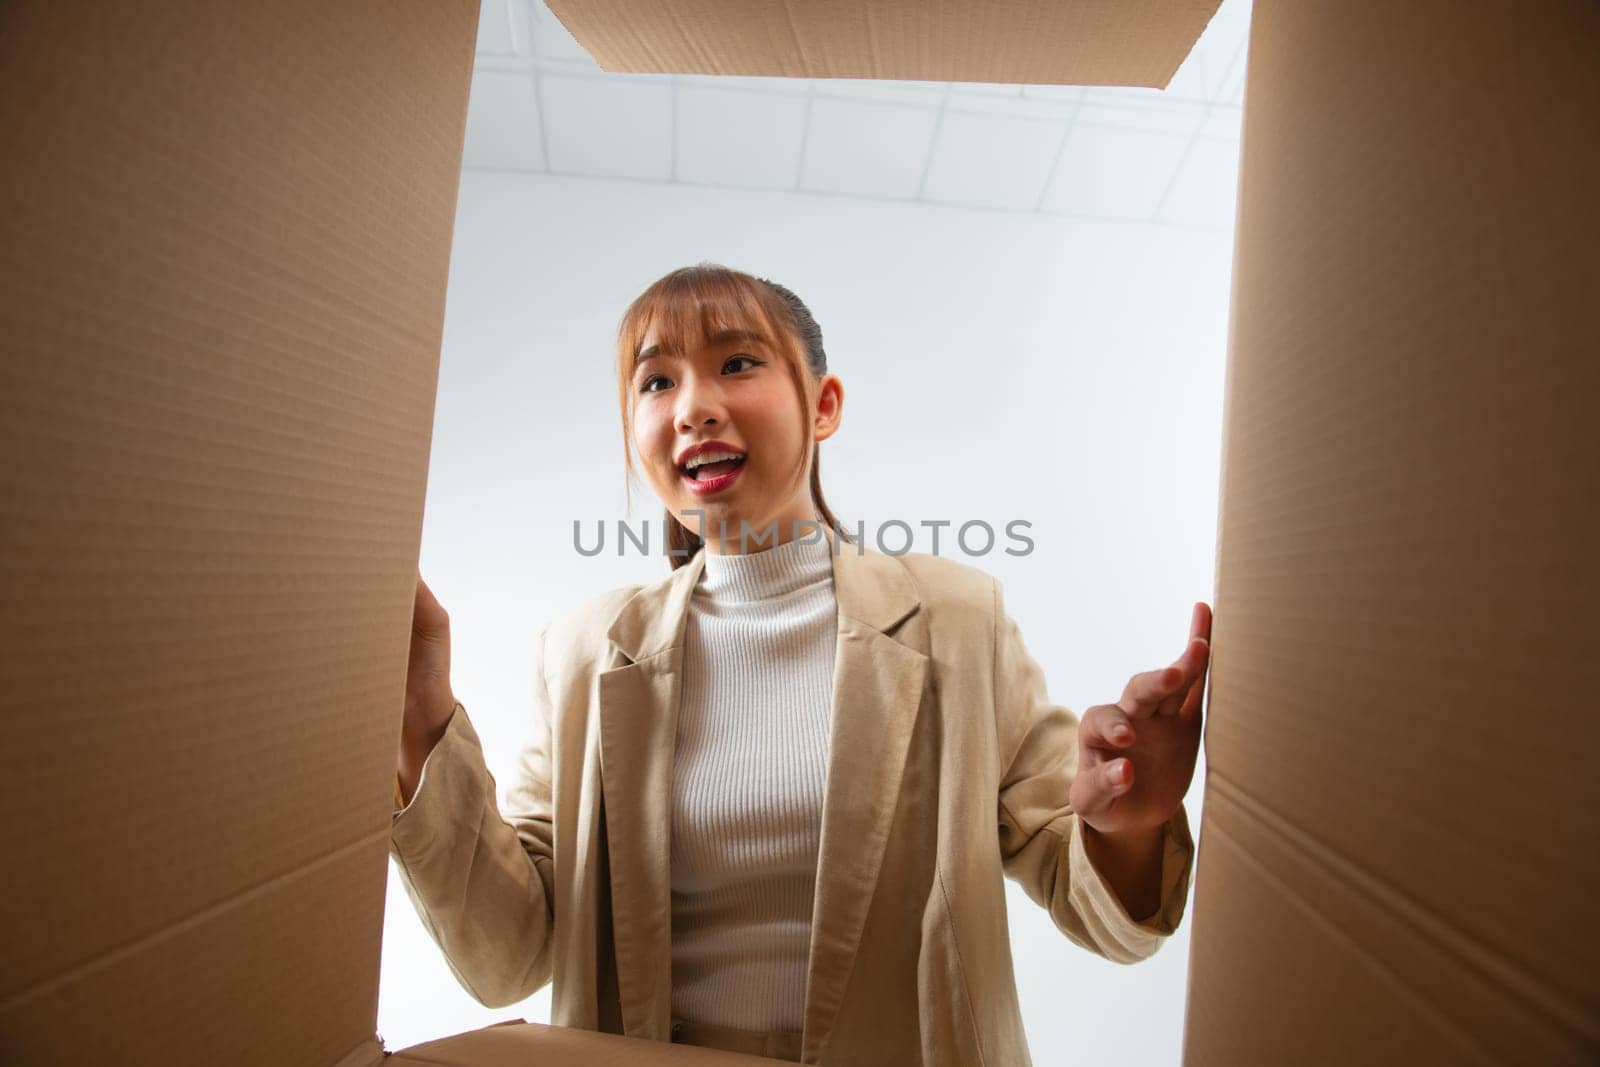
[
  {"xmin": 598, "ymin": 543, "xmax": 706, "ymax": 1041},
  {"xmin": 801, "ymin": 529, "xmax": 926, "ymax": 1063},
  {"xmin": 596, "ymin": 525, "xmax": 926, "ymax": 1057}
]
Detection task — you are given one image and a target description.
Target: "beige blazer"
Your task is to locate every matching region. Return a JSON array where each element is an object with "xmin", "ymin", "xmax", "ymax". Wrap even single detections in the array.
[{"xmin": 389, "ymin": 525, "xmax": 1196, "ymax": 1065}]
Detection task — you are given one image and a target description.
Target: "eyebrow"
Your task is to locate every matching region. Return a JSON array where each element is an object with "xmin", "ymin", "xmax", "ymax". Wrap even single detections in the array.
[{"xmin": 635, "ymin": 328, "xmax": 766, "ymax": 366}]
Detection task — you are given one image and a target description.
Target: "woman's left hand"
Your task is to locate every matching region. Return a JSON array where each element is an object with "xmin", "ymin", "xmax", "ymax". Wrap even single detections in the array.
[{"xmin": 1070, "ymin": 601, "xmax": 1211, "ymax": 837}]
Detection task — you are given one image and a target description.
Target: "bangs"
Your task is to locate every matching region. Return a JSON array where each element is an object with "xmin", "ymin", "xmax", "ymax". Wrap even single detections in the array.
[{"xmin": 618, "ymin": 268, "xmax": 790, "ymax": 378}]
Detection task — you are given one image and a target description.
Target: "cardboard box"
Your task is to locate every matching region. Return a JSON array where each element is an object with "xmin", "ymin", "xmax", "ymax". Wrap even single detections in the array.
[
  {"xmin": 1181, "ymin": 3, "xmax": 1599, "ymax": 1062},
  {"xmin": 4, "ymin": 0, "xmax": 1594, "ymax": 1064},
  {"xmin": 543, "ymin": 0, "xmax": 1220, "ymax": 88}
]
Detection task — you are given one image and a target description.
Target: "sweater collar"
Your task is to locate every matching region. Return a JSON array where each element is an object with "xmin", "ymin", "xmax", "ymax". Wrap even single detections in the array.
[
  {"xmin": 604, "ymin": 523, "xmax": 921, "ymax": 663},
  {"xmin": 698, "ymin": 528, "xmax": 834, "ymax": 604}
]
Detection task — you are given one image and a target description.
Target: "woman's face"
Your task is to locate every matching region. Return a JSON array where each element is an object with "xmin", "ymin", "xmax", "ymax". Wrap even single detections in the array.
[{"xmin": 631, "ymin": 321, "xmax": 843, "ymax": 554}]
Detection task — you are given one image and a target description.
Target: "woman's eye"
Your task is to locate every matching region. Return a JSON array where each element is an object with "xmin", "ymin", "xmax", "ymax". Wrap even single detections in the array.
[{"xmin": 640, "ymin": 355, "xmax": 759, "ymax": 394}]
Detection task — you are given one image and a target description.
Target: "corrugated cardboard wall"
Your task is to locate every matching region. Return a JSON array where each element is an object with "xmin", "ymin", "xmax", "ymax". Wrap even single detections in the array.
[
  {"xmin": 1188, "ymin": 2, "xmax": 1598, "ymax": 1064},
  {"xmin": 545, "ymin": 0, "xmax": 1221, "ymax": 89},
  {"xmin": 0, "ymin": 2, "xmax": 478, "ymax": 1063}
]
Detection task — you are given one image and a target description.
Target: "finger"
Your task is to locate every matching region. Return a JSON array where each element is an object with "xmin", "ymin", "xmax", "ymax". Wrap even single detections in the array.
[
  {"xmin": 1170, "ymin": 650, "xmax": 1209, "ymax": 720},
  {"xmin": 1155, "ymin": 615, "xmax": 1201, "ymax": 717},
  {"xmin": 1181, "ymin": 602, "xmax": 1215, "ymax": 720},
  {"xmin": 1178, "ymin": 660, "xmax": 1207, "ymax": 720},
  {"xmin": 1179, "ymin": 626, "xmax": 1211, "ymax": 720},
  {"xmin": 1154, "ymin": 679, "xmax": 1185, "ymax": 718},
  {"xmin": 413, "ymin": 574, "xmax": 449, "ymax": 631},
  {"xmin": 1160, "ymin": 602, "xmax": 1214, "ymax": 719},
  {"xmin": 1102, "ymin": 756, "xmax": 1133, "ymax": 798},
  {"xmin": 1076, "ymin": 755, "xmax": 1134, "ymax": 818},
  {"xmin": 1157, "ymin": 636, "xmax": 1210, "ymax": 716},
  {"xmin": 1082, "ymin": 704, "xmax": 1136, "ymax": 751},
  {"xmin": 1119, "ymin": 644, "xmax": 1201, "ymax": 719},
  {"xmin": 1118, "ymin": 665, "xmax": 1182, "ymax": 719}
]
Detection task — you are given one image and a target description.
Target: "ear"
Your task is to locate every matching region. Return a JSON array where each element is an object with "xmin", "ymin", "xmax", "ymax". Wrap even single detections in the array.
[{"xmin": 813, "ymin": 373, "xmax": 844, "ymax": 444}]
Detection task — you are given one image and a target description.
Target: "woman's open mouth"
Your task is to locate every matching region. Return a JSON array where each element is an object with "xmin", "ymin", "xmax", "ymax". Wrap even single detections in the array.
[{"xmin": 678, "ymin": 454, "xmax": 746, "ymax": 495}]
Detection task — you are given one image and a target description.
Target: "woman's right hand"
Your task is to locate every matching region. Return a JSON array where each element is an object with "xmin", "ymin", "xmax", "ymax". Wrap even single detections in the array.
[{"xmin": 398, "ymin": 569, "xmax": 458, "ymax": 801}]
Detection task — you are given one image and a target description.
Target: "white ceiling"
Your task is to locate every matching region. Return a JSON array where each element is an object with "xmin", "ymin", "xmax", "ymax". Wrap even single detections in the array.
[{"xmin": 463, "ymin": 0, "xmax": 1252, "ymax": 230}]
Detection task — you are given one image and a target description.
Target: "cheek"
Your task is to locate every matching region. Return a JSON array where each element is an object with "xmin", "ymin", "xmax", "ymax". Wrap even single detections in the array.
[
  {"xmin": 750, "ymin": 390, "xmax": 804, "ymax": 449},
  {"xmin": 633, "ymin": 409, "xmax": 669, "ymax": 457},
  {"xmin": 744, "ymin": 384, "xmax": 800, "ymax": 433}
]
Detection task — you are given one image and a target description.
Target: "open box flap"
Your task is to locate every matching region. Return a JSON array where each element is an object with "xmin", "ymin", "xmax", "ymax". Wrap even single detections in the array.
[
  {"xmin": 1185, "ymin": 1, "xmax": 1599, "ymax": 1062},
  {"xmin": 545, "ymin": 0, "xmax": 1222, "ymax": 88},
  {"xmin": 0, "ymin": 0, "xmax": 478, "ymax": 1061},
  {"xmin": 334, "ymin": 1038, "xmax": 388, "ymax": 1067},
  {"xmin": 385, "ymin": 1021, "xmax": 787, "ymax": 1065}
]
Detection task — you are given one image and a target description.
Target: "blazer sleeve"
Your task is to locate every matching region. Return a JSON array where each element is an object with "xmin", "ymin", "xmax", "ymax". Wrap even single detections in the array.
[
  {"xmin": 991, "ymin": 577, "xmax": 1197, "ymax": 965},
  {"xmin": 388, "ymin": 624, "xmax": 558, "ymax": 1008}
]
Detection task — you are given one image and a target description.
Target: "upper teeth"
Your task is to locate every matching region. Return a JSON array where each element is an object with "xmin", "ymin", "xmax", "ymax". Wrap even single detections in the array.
[{"xmin": 684, "ymin": 450, "xmax": 744, "ymax": 470}]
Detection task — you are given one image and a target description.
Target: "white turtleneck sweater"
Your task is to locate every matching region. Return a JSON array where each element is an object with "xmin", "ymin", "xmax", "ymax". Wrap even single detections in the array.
[{"xmin": 669, "ymin": 532, "xmax": 839, "ymax": 1035}]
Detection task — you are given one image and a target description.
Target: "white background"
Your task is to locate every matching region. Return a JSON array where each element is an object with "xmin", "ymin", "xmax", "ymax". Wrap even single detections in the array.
[{"xmin": 378, "ymin": 2, "xmax": 1248, "ymax": 1062}]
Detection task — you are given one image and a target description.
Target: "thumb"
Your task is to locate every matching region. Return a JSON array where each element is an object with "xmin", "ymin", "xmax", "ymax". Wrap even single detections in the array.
[
  {"xmin": 413, "ymin": 573, "xmax": 450, "ymax": 633},
  {"xmin": 1101, "ymin": 756, "xmax": 1133, "ymax": 798},
  {"xmin": 1075, "ymin": 756, "xmax": 1133, "ymax": 818}
]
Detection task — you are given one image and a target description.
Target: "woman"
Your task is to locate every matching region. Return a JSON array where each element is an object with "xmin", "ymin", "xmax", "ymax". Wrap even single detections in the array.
[{"xmin": 390, "ymin": 263, "xmax": 1208, "ymax": 1065}]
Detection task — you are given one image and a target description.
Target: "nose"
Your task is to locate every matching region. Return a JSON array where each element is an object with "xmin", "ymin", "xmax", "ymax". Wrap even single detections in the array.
[{"xmin": 674, "ymin": 371, "xmax": 726, "ymax": 434}]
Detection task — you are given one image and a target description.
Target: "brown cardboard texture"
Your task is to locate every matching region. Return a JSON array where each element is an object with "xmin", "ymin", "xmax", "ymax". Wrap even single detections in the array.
[
  {"xmin": 385, "ymin": 1022, "xmax": 800, "ymax": 1065},
  {"xmin": 5, "ymin": 0, "xmax": 1595, "ymax": 1064},
  {"xmin": 1185, "ymin": 3, "xmax": 1599, "ymax": 1064},
  {"xmin": 545, "ymin": 0, "xmax": 1223, "ymax": 88},
  {"xmin": 0, "ymin": 1, "xmax": 484, "ymax": 1064},
  {"xmin": 0, "ymin": 0, "xmax": 929, "ymax": 1064}
]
